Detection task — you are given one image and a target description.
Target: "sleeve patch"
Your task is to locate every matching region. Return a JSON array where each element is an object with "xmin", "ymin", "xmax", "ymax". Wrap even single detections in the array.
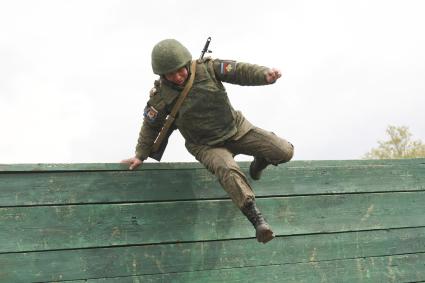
[
  {"xmin": 220, "ymin": 61, "xmax": 236, "ymax": 75},
  {"xmin": 143, "ymin": 106, "xmax": 158, "ymax": 123}
]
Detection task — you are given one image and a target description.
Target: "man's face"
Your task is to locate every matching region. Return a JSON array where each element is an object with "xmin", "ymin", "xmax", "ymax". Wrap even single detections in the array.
[{"xmin": 164, "ymin": 66, "xmax": 188, "ymax": 86}]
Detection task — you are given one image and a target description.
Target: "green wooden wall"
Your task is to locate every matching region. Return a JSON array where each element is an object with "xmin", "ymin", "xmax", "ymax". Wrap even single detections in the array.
[{"xmin": 0, "ymin": 159, "xmax": 424, "ymax": 282}]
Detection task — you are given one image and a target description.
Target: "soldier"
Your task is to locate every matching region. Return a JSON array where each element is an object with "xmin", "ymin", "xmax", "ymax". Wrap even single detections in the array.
[{"xmin": 122, "ymin": 39, "xmax": 294, "ymax": 244}]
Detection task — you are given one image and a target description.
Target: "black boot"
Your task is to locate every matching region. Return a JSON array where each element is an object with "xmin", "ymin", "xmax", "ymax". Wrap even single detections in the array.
[
  {"xmin": 249, "ymin": 157, "xmax": 269, "ymax": 181},
  {"xmin": 241, "ymin": 200, "xmax": 275, "ymax": 244}
]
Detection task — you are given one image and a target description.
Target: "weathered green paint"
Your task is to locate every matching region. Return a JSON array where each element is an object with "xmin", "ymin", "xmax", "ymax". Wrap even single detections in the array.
[
  {"xmin": 1, "ymin": 158, "xmax": 424, "ymax": 172},
  {"xmin": 1, "ymin": 160, "xmax": 424, "ymax": 206},
  {"xmin": 82, "ymin": 253, "xmax": 425, "ymax": 283},
  {"xmin": 1, "ymin": 227, "xmax": 424, "ymax": 282},
  {"xmin": 0, "ymin": 170, "xmax": 223, "ymax": 206},
  {"xmin": 0, "ymin": 192, "xmax": 424, "ymax": 252},
  {"xmin": 0, "ymin": 159, "xmax": 424, "ymax": 282}
]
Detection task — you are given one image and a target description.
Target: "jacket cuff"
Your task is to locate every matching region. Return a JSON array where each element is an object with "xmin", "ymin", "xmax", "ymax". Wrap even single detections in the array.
[{"xmin": 135, "ymin": 150, "xmax": 149, "ymax": 161}]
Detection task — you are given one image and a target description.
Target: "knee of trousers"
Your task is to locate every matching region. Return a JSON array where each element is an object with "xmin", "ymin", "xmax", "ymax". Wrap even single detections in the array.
[{"xmin": 270, "ymin": 141, "xmax": 295, "ymax": 165}]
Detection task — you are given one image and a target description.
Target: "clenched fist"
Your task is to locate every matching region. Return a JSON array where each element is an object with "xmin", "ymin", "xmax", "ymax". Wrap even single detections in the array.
[{"xmin": 265, "ymin": 68, "xmax": 282, "ymax": 84}]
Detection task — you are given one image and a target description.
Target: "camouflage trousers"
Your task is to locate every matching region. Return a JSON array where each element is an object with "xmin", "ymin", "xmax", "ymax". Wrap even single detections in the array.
[{"xmin": 185, "ymin": 127, "xmax": 294, "ymax": 209}]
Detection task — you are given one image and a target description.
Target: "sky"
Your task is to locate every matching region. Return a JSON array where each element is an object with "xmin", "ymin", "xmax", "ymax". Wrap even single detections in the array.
[{"xmin": 1, "ymin": 0, "xmax": 424, "ymax": 164}]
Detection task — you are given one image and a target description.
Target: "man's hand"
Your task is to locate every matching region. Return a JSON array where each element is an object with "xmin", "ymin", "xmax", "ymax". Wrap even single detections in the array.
[
  {"xmin": 121, "ymin": 157, "xmax": 143, "ymax": 170},
  {"xmin": 265, "ymin": 68, "xmax": 282, "ymax": 84}
]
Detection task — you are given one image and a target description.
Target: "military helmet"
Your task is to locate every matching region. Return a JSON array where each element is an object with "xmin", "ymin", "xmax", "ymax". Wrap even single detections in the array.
[{"xmin": 151, "ymin": 39, "xmax": 192, "ymax": 75}]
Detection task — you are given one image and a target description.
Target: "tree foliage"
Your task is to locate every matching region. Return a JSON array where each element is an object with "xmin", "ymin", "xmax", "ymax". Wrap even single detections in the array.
[{"xmin": 364, "ymin": 125, "xmax": 425, "ymax": 159}]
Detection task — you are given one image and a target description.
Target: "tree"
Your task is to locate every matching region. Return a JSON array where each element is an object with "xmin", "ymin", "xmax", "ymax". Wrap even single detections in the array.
[{"xmin": 364, "ymin": 125, "xmax": 425, "ymax": 159}]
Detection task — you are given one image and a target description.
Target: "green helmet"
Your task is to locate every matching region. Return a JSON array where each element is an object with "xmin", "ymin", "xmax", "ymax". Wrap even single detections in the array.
[{"xmin": 151, "ymin": 39, "xmax": 192, "ymax": 75}]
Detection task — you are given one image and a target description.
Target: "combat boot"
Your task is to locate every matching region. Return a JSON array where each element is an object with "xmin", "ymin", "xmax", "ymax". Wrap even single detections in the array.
[
  {"xmin": 249, "ymin": 157, "xmax": 269, "ymax": 180},
  {"xmin": 241, "ymin": 200, "xmax": 275, "ymax": 244}
]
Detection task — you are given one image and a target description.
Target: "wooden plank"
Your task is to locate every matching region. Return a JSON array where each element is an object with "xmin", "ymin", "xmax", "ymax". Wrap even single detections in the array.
[
  {"xmin": 81, "ymin": 253, "xmax": 425, "ymax": 283},
  {"xmin": 0, "ymin": 162, "xmax": 207, "ymax": 172},
  {"xmin": 261, "ymin": 161, "xmax": 425, "ymax": 195},
  {"xmin": 0, "ymin": 170, "xmax": 224, "ymax": 207},
  {"xmin": 1, "ymin": 158, "xmax": 424, "ymax": 172},
  {"xmin": 1, "ymin": 161, "xmax": 424, "ymax": 207},
  {"xmin": 1, "ymin": 192, "xmax": 425, "ymax": 252},
  {"xmin": 1, "ymin": 227, "xmax": 424, "ymax": 282}
]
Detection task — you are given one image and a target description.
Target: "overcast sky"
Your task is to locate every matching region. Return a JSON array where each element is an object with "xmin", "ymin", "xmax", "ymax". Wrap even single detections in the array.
[{"xmin": 1, "ymin": 0, "xmax": 424, "ymax": 164}]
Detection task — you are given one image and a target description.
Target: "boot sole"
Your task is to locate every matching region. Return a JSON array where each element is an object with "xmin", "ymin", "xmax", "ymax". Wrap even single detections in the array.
[{"xmin": 257, "ymin": 229, "xmax": 275, "ymax": 244}]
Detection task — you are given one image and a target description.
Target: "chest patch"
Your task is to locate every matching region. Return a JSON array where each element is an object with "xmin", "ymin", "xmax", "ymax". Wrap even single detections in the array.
[{"xmin": 143, "ymin": 106, "xmax": 158, "ymax": 123}]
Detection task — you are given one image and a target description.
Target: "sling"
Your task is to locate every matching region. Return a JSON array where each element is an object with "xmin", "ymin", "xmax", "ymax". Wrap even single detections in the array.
[{"xmin": 150, "ymin": 60, "xmax": 197, "ymax": 156}]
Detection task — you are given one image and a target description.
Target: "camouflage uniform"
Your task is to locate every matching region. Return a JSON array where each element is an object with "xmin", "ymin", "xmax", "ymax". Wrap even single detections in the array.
[{"xmin": 135, "ymin": 58, "xmax": 294, "ymax": 209}]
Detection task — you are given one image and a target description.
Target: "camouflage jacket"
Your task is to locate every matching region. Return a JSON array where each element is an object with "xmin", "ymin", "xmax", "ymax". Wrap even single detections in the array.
[{"xmin": 135, "ymin": 58, "xmax": 271, "ymax": 161}]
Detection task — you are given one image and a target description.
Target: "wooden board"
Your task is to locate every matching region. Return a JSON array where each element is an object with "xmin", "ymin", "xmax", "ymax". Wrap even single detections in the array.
[
  {"xmin": 1, "ymin": 227, "xmax": 424, "ymax": 282},
  {"xmin": 81, "ymin": 253, "xmax": 425, "ymax": 283},
  {"xmin": 1, "ymin": 192, "xmax": 425, "ymax": 252},
  {"xmin": 1, "ymin": 160, "xmax": 424, "ymax": 206},
  {"xmin": 1, "ymin": 158, "xmax": 424, "ymax": 172}
]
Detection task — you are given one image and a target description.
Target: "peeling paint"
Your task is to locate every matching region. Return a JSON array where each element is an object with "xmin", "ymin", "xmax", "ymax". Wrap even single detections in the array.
[
  {"xmin": 356, "ymin": 258, "xmax": 364, "ymax": 281},
  {"xmin": 361, "ymin": 204, "xmax": 374, "ymax": 222},
  {"xmin": 282, "ymin": 205, "xmax": 296, "ymax": 223},
  {"xmin": 111, "ymin": 226, "xmax": 121, "ymax": 238},
  {"xmin": 309, "ymin": 247, "xmax": 317, "ymax": 263},
  {"xmin": 386, "ymin": 256, "xmax": 396, "ymax": 282},
  {"xmin": 143, "ymin": 253, "xmax": 165, "ymax": 274}
]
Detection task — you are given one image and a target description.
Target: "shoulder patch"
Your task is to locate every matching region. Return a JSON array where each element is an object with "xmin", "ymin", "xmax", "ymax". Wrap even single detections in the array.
[
  {"xmin": 219, "ymin": 60, "xmax": 236, "ymax": 76},
  {"xmin": 143, "ymin": 105, "xmax": 159, "ymax": 123}
]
